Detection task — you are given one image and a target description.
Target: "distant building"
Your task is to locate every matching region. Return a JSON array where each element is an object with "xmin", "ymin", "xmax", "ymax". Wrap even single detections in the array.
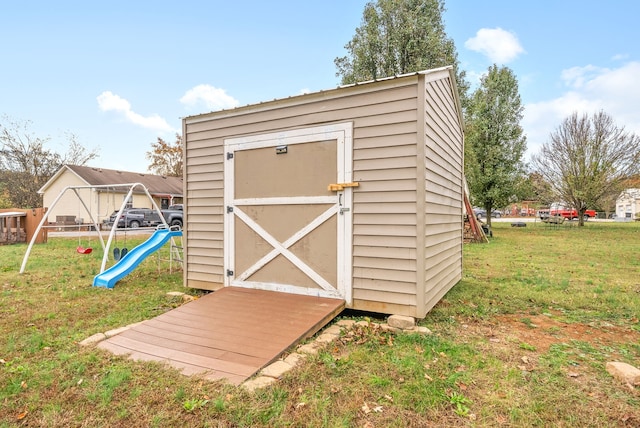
[
  {"xmin": 38, "ymin": 164, "xmax": 183, "ymax": 226},
  {"xmin": 616, "ymin": 188, "xmax": 640, "ymax": 219}
]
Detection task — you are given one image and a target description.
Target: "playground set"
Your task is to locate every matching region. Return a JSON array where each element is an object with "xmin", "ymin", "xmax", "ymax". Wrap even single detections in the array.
[{"xmin": 19, "ymin": 182, "xmax": 182, "ymax": 288}]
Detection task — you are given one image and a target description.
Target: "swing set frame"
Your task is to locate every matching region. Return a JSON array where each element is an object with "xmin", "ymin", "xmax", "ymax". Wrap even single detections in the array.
[{"xmin": 19, "ymin": 182, "xmax": 169, "ymax": 274}]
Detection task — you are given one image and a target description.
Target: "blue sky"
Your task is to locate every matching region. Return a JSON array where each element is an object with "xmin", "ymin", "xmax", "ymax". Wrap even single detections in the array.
[{"xmin": 2, "ymin": 1, "xmax": 639, "ymax": 173}]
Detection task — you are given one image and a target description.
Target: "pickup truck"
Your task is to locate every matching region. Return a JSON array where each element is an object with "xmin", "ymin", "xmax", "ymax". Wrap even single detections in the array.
[
  {"xmin": 105, "ymin": 206, "xmax": 183, "ymax": 229},
  {"xmin": 161, "ymin": 206, "xmax": 183, "ymax": 228},
  {"xmin": 549, "ymin": 207, "xmax": 597, "ymax": 220},
  {"xmin": 106, "ymin": 208, "xmax": 163, "ymax": 229}
]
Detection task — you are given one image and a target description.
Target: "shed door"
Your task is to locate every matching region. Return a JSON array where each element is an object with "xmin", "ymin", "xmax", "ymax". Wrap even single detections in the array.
[{"xmin": 224, "ymin": 123, "xmax": 353, "ymax": 302}]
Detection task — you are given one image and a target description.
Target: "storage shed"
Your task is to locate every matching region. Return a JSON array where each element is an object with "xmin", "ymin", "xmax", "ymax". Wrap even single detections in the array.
[{"xmin": 182, "ymin": 67, "xmax": 464, "ymax": 318}]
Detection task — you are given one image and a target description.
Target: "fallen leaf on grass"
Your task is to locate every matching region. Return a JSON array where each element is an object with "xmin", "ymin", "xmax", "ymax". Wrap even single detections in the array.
[{"xmin": 17, "ymin": 411, "xmax": 28, "ymax": 420}]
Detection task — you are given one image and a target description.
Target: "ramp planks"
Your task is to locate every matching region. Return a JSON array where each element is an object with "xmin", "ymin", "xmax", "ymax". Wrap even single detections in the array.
[{"xmin": 98, "ymin": 287, "xmax": 344, "ymax": 385}]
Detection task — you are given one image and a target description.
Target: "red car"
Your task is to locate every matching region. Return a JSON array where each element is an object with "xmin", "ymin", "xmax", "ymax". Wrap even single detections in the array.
[{"xmin": 549, "ymin": 205, "xmax": 597, "ymax": 220}]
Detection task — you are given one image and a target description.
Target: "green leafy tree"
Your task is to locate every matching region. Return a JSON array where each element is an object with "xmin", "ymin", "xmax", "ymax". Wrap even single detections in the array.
[
  {"xmin": 0, "ymin": 183, "xmax": 11, "ymax": 209},
  {"xmin": 532, "ymin": 111, "xmax": 640, "ymax": 226},
  {"xmin": 0, "ymin": 116, "xmax": 98, "ymax": 208},
  {"xmin": 146, "ymin": 134, "xmax": 183, "ymax": 177},
  {"xmin": 465, "ymin": 65, "xmax": 527, "ymax": 226},
  {"xmin": 335, "ymin": 0, "xmax": 469, "ymax": 106},
  {"xmin": 526, "ymin": 172, "xmax": 555, "ymax": 206}
]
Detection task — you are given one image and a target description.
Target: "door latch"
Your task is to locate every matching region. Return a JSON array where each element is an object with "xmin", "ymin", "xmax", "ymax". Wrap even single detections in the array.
[{"xmin": 328, "ymin": 182, "xmax": 359, "ymax": 192}]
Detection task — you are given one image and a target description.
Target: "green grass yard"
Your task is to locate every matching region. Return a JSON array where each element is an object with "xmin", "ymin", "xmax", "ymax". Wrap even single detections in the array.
[{"xmin": 0, "ymin": 222, "xmax": 638, "ymax": 427}]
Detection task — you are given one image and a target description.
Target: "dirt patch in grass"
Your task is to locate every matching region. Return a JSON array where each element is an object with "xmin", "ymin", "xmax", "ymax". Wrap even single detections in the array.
[
  {"xmin": 463, "ymin": 312, "xmax": 640, "ymax": 353},
  {"xmin": 448, "ymin": 313, "xmax": 640, "ymax": 427}
]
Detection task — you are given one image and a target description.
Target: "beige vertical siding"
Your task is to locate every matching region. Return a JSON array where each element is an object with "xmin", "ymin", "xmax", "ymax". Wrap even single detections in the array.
[
  {"xmin": 184, "ymin": 70, "xmax": 464, "ymax": 317},
  {"xmin": 422, "ymin": 76, "xmax": 464, "ymax": 316}
]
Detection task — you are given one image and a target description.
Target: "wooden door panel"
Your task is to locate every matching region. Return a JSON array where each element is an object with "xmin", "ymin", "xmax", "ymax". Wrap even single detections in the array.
[
  {"xmin": 224, "ymin": 123, "xmax": 354, "ymax": 301},
  {"xmin": 234, "ymin": 140, "xmax": 336, "ymax": 199}
]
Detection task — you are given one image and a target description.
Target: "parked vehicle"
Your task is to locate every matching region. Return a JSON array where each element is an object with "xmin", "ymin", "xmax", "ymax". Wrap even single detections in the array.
[
  {"xmin": 473, "ymin": 208, "xmax": 501, "ymax": 219},
  {"xmin": 549, "ymin": 203, "xmax": 597, "ymax": 220},
  {"xmin": 161, "ymin": 206, "xmax": 183, "ymax": 227},
  {"xmin": 106, "ymin": 208, "xmax": 163, "ymax": 229},
  {"xmin": 537, "ymin": 208, "xmax": 551, "ymax": 220},
  {"xmin": 104, "ymin": 206, "xmax": 183, "ymax": 229}
]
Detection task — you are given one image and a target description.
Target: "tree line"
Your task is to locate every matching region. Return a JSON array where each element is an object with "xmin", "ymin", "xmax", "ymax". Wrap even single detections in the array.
[{"xmin": 2, "ymin": 0, "xmax": 639, "ymax": 224}]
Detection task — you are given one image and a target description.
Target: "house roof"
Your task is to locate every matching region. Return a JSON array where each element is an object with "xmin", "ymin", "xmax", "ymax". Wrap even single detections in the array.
[
  {"xmin": 618, "ymin": 188, "xmax": 640, "ymax": 201},
  {"xmin": 38, "ymin": 165, "xmax": 183, "ymax": 197}
]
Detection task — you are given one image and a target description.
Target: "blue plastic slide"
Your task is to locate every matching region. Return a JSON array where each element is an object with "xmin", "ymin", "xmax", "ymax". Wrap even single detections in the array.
[{"xmin": 93, "ymin": 228, "xmax": 182, "ymax": 289}]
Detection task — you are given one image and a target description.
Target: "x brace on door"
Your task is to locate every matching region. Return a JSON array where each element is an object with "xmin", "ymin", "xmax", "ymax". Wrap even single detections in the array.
[
  {"xmin": 223, "ymin": 122, "xmax": 354, "ymax": 302},
  {"xmin": 230, "ymin": 199, "xmax": 338, "ymax": 292}
]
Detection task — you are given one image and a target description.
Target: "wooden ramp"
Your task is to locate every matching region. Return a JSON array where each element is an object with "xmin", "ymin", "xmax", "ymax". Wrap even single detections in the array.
[{"xmin": 98, "ymin": 287, "xmax": 344, "ymax": 385}]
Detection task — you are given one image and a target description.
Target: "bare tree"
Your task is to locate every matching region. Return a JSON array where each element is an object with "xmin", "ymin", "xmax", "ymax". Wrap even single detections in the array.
[
  {"xmin": 62, "ymin": 132, "xmax": 100, "ymax": 166},
  {"xmin": 532, "ymin": 111, "xmax": 640, "ymax": 226},
  {"xmin": 0, "ymin": 115, "xmax": 99, "ymax": 208},
  {"xmin": 146, "ymin": 134, "xmax": 183, "ymax": 177}
]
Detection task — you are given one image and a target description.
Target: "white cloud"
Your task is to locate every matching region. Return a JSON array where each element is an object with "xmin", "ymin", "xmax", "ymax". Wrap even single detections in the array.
[
  {"xmin": 523, "ymin": 61, "xmax": 640, "ymax": 158},
  {"xmin": 179, "ymin": 84, "xmax": 240, "ymax": 111},
  {"xmin": 465, "ymin": 27, "xmax": 525, "ymax": 64},
  {"xmin": 96, "ymin": 91, "xmax": 177, "ymax": 133},
  {"xmin": 560, "ymin": 65, "xmax": 606, "ymax": 88}
]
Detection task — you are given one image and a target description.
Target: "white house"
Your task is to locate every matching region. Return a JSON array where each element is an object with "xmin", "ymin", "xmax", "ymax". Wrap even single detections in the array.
[
  {"xmin": 616, "ymin": 188, "xmax": 640, "ymax": 220},
  {"xmin": 39, "ymin": 165, "xmax": 183, "ymax": 226}
]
